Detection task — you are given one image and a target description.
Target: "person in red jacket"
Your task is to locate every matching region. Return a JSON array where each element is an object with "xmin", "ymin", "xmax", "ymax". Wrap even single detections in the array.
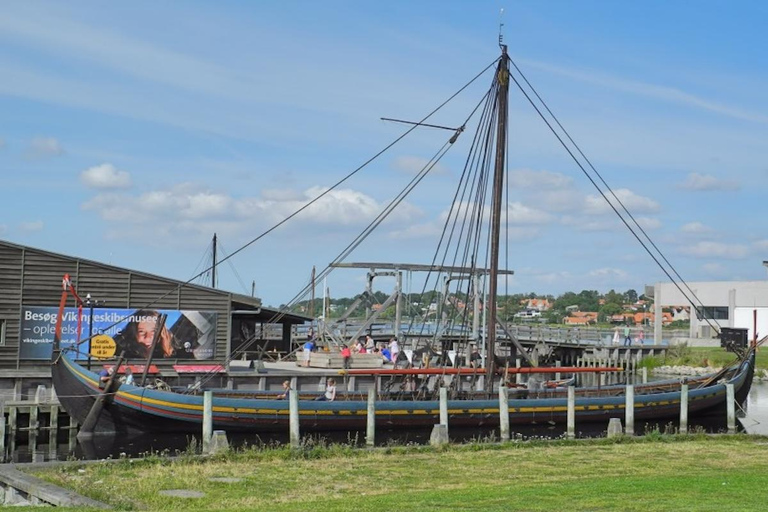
[{"xmin": 341, "ymin": 344, "xmax": 352, "ymax": 369}]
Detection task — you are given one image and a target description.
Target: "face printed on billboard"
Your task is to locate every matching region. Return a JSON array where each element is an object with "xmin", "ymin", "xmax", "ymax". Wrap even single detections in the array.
[{"xmin": 20, "ymin": 307, "xmax": 217, "ymax": 360}]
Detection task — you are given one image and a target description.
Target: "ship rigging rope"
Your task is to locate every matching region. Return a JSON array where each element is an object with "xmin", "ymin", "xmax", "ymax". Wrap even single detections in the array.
[
  {"xmin": 505, "ymin": 57, "xmax": 722, "ymax": 334},
  {"xmin": 404, "ymin": 75, "xmax": 501, "ymax": 349},
  {"xmin": 185, "ymin": 66, "xmax": 502, "ymax": 389},
  {"xmin": 67, "ymin": 57, "xmax": 501, "ymax": 350}
]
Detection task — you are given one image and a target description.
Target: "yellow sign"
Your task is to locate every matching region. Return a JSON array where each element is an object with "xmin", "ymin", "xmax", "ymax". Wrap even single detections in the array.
[{"xmin": 90, "ymin": 334, "xmax": 117, "ymax": 358}]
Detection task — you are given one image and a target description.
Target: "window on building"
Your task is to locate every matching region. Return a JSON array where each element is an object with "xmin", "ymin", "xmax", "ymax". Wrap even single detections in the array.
[{"xmin": 696, "ymin": 307, "xmax": 729, "ymax": 321}]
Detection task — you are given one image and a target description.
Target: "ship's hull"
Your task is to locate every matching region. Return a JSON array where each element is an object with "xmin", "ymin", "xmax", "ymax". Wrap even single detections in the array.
[{"xmin": 52, "ymin": 349, "xmax": 755, "ymax": 434}]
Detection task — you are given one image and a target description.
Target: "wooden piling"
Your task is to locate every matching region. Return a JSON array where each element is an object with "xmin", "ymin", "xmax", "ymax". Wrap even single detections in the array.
[
  {"xmin": 555, "ymin": 360, "xmax": 561, "ymax": 381},
  {"xmin": 566, "ymin": 386, "xmax": 575, "ymax": 440},
  {"xmin": 366, "ymin": 388, "xmax": 375, "ymax": 447},
  {"xmin": 515, "ymin": 358, "xmax": 522, "ymax": 384},
  {"xmin": 679, "ymin": 384, "xmax": 688, "ymax": 434},
  {"xmin": 641, "ymin": 367, "xmax": 648, "ymax": 384},
  {"xmin": 9, "ymin": 406, "xmax": 17, "ymax": 432},
  {"xmin": 289, "ymin": 384, "xmax": 300, "ymax": 448},
  {"xmin": 202, "ymin": 390, "xmax": 213, "ymax": 453},
  {"xmin": 625, "ymin": 385, "xmax": 635, "ymax": 436},
  {"xmin": 726, "ymin": 383, "xmax": 736, "ymax": 434},
  {"xmin": 29, "ymin": 404, "xmax": 39, "ymax": 432},
  {"xmin": 0, "ymin": 403, "xmax": 5, "ymax": 461},
  {"xmin": 439, "ymin": 387, "xmax": 448, "ymax": 429},
  {"xmin": 499, "ymin": 386, "xmax": 510, "ymax": 441}
]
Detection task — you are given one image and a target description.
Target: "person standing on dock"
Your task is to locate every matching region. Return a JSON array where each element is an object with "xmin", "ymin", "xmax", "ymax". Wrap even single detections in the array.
[
  {"xmin": 389, "ymin": 337, "xmax": 400, "ymax": 366},
  {"xmin": 365, "ymin": 335, "xmax": 375, "ymax": 353},
  {"xmin": 302, "ymin": 338, "xmax": 315, "ymax": 367},
  {"xmin": 380, "ymin": 343, "xmax": 392, "ymax": 363},
  {"xmin": 623, "ymin": 324, "xmax": 632, "ymax": 346},
  {"xmin": 341, "ymin": 344, "xmax": 351, "ymax": 369},
  {"xmin": 612, "ymin": 327, "xmax": 620, "ymax": 346}
]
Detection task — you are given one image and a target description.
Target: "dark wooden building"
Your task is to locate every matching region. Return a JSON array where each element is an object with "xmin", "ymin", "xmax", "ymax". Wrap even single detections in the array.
[{"xmin": 0, "ymin": 240, "xmax": 308, "ymax": 398}]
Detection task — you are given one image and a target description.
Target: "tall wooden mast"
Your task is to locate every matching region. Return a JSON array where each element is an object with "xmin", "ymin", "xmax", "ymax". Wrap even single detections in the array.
[{"xmin": 486, "ymin": 46, "xmax": 510, "ymax": 392}]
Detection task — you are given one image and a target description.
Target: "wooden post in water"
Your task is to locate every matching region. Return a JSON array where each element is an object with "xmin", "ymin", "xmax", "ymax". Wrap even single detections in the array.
[
  {"xmin": 555, "ymin": 360, "xmax": 561, "ymax": 381},
  {"xmin": 9, "ymin": 405, "xmax": 17, "ymax": 433},
  {"xmin": 48, "ymin": 404, "xmax": 58, "ymax": 461},
  {"xmin": 0, "ymin": 403, "xmax": 5, "ymax": 461},
  {"xmin": 625, "ymin": 385, "xmax": 635, "ymax": 436},
  {"xmin": 515, "ymin": 358, "xmax": 522, "ymax": 385},
  {"xmin": 679, "ymin": 384, "xmax": 688, "ymax": 434},
  {"xmin": 641, "ymin": 367, "xmax": 648, "ymax": 384},
  {"xmin": 289, "ymin": 384, "xmax": 300, "ymax": 448},
  {"xmin": 499, "ymin": 386, "xmax": 510, "ymax": 441},
  {"xmin": 439, "ymin": 387, "xmax": 448, "ymax": 429},
  {"xmin": 203, "ymin": 390, "xmax": 213, "ymax": 453},
  {"xmin": 567, "ymin": 386, "xmax": 575, "ymax": 440},
  {"xmin": 366, "ymin": 388, "xmax": 375, "ymax": 447},
  {"xmin": 726, "ymin": 383, "xmax": 736, "ymax": 434}
]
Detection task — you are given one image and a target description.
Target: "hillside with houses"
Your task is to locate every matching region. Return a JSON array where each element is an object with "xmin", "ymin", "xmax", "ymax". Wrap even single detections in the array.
[{"xmin": 286, "ymin": 288, "xmax": 691, "ymax": 329}]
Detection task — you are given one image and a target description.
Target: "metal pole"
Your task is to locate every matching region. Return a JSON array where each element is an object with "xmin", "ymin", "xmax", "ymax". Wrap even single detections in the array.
[
  {"xmin": 212, "ymin": 233, "xmax": 217, "ymax": 289},
  {"xmin": 87, "ymin": 295, "xmax": 93, "ymax": 370},
  {"xmin": 395, "ymin": 271, "xmax": 403, "ymax": 341}
]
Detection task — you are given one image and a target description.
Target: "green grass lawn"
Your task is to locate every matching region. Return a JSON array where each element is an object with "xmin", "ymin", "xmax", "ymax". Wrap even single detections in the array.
[
  {"xmin": 32, "ymin": 435, "xmax": 768, "ymax": 511},
  {"xmin": 654, "ymin": 347, "xmax": 768, "ymax": 371}
]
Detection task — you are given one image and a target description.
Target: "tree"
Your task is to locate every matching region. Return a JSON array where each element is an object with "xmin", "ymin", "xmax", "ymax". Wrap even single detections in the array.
[
  {"xmin": 625, "ymin": 289, "xmax": 638, "ymax": 303},
  {"xmin": 598, "ymin": 302, "xmax": 622, "ymax": 322}
]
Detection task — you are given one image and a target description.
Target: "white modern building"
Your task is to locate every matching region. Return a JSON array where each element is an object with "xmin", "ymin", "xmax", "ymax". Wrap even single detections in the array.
[{"xmin": 652, "ymin": 279, "xmax": 768, "ymax": 344}]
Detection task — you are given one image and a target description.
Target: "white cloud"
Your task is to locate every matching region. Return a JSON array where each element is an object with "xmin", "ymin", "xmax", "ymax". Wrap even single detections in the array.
[
  {"xmin": 678, "ymin": 241, "xmax": 749, "ymax": 259},
  {"xmin": 392, "ymin": 156, "xmax": 448, "ymax": 175},
  {"xmin": 583, "ymin": 188, "xmax": 660, "ymax": 215},
  {"xmin": 534, "ymin": 271, "xmax": 572, "ymax": 284},
  {"xmin": 508, "ymin": 169, "xmax": 573, "ymax": 189},
  {"xmin": 679, "ymin": 172, "xmax": 739, "ymax": 191},
  {"xmin": 587, "ymin": 267, "xmax": 629, "ymax": 279},
  {"xmin": 19, "ymin": 220, "xmax": 44, "ymax": 232},
  {"xmin": 531, "ymin": 190, "xmax": 583, "ymax": 213},
  {"xmin": 636, "ymin": 216, "xmax": 661, "ymax": 231},
  {"xmin": 680, "ymin": 222, "xmax": 712, "ymax": 234},
  {"xmin": 25, "ymin": 137, "xmax": 64, "ymax": 158},
  {"xmin": 388, "ymin": 222, "xmax": 442, "ymax": 240},
  {"xmin": 80, "ymin": 163, "xmax": 132, "ymax": 190},
  {"xmin": 701, "ymin": 263, "xmax": 727, "ymax": 276},
  {"xmin": 507, "ymin": 202, "xmax": 554, "ymax": 225},
  {"xmin": 82, "ymin": 184, "xmax": 420, "ymax": 239},
  {"xmin": 520, "ymin": 58, "xmax": 768, "ymax": 125},
  {"xmin": 560, "ymin": 215, "xmax": 618, "ymax": 232}
]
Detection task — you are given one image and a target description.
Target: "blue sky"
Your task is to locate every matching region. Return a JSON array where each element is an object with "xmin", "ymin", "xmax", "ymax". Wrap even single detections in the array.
[{"xmin": 2, "ymin": 1, "xmax": 767, "ymax": 306}]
